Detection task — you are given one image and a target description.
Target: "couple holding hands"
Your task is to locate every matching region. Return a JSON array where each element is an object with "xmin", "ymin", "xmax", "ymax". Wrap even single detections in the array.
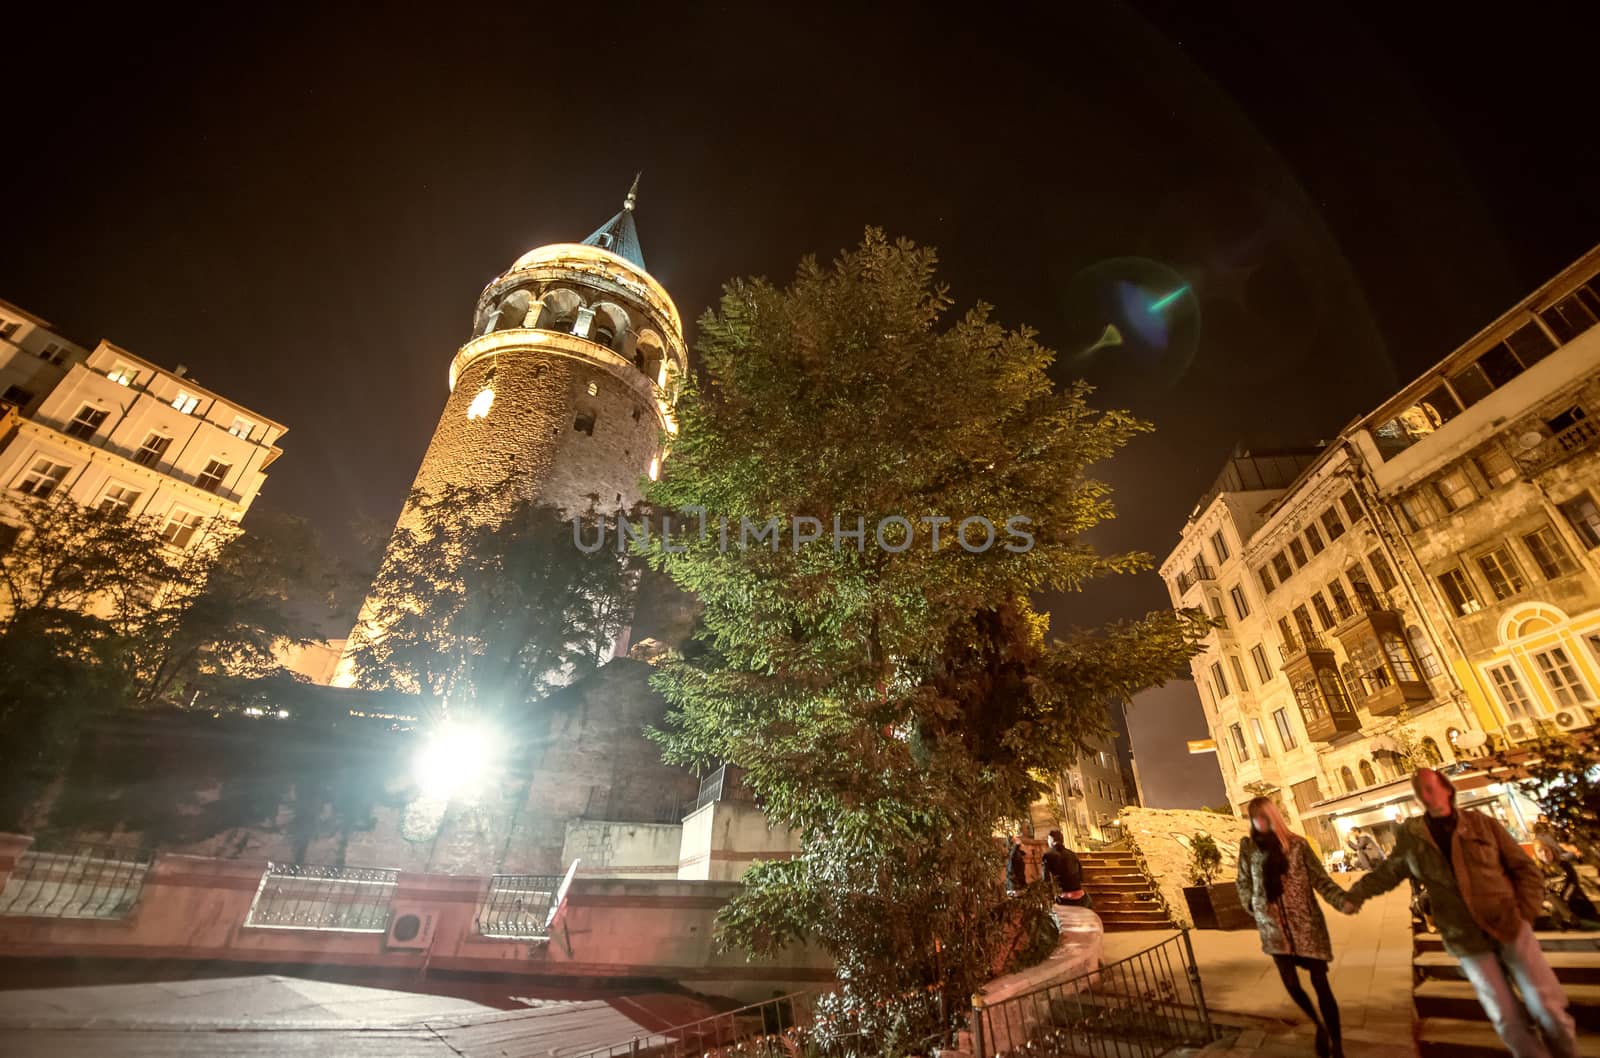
[{"xmin": 1237, "ymin": 768, "xmax": 1577, "ymax": 1058}]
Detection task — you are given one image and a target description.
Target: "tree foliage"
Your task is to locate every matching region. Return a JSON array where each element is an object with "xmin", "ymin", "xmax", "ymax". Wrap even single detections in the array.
[
  {"xmin": 343, "ymin": 485, "xmax": 633, "ymax": 718},
  {"xmin": 1492, "ymin": 730, "xmax": 1600, "ymax": 849},
  {"xmin": 644, "ymin": 230, "xmax": 1208, "ymax": 1041},
  {"xmin": 0, "ymin": 496, "xmax": 329, "ymax": 826}
]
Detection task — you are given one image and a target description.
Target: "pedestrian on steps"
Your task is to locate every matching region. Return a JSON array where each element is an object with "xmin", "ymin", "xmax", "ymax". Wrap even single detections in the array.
[
  {"xmin": 1348, "ymin": 768, "xmax": 1576, "ymax": 1058},
  {"xmin": 1237, "ymin": 795, "xmax": 1355, "ymax": 1058},
  {"xmin": 1042, "ymin": 829, "xmax": 1091, "ymax": 909}
]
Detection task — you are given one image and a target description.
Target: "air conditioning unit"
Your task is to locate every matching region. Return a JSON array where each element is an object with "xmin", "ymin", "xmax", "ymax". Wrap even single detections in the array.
[
  {"xmin": 1504, "ymin": 721, "xmax": 1535, "ymax": 743},
  {"xmin": 1552, "ymin": 707, "xmax": 1594, "ymax": 733},
  {"xmin": 384, "ymin": 905, "xmax": 438, "ymax": 952}
]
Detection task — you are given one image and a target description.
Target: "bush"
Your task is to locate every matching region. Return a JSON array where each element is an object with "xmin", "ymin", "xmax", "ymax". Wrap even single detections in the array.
[{"xmin": 1187, "ymin": 833, "xmax": 1222, "ymax": 886}]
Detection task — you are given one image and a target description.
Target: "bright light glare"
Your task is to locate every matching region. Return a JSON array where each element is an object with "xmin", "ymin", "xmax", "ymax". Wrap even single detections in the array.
[
  {"xmin": 466, "ymin": 388, "xmax": 494, "ymax": 420},
  {"xmin": 413, "ymin": 719, "xmax": 496, "ymax": 798}
]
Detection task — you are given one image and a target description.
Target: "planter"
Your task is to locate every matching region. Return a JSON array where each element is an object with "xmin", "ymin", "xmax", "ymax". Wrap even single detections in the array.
[
  {"xmin": 1182, "ymin": 885, "xmax": 1217, "ymax": 930},
  {"xmin": 1208, "ymin": 883, "xmax": 1254, "ymax": 930}
]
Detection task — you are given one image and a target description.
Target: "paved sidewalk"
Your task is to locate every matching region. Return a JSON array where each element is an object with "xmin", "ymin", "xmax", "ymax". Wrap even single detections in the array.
[{"xmin": 1101, "ymin": 874, "xmax": 1415, "ymax": 1056}]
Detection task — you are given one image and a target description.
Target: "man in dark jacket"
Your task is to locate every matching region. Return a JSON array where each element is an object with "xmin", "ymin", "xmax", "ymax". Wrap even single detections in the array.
[
  {"xmin": 1042, "ymin": 829, "xmax": 1090, "ymax": 908},
  {"xmin": 1349, "ymin": 769, "xmax": 1574, "ymax": 1058},
  {"xmin": 1006, "ymin": 835, "xmax": 1028, "ymax": 893}
]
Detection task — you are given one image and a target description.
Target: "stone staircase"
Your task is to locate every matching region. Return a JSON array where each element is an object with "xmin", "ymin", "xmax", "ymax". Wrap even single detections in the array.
[
  {"xmin": 1415, "ymin": 930, "xmax": 1600, "ymax": 1057},
  {"xmin": 1078, "ymin": 849, "xmax": 1171, "ymax": 932}
]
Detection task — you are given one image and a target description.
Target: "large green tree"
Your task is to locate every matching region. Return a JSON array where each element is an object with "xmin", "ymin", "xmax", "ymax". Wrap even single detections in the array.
[{"xmin": 644, "ymin": 230, "xmax": 1207, "ymax": 1042}]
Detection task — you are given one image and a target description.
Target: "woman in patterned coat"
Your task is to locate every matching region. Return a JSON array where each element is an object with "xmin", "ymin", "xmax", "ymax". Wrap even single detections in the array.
[{"xmin": 1237, "ymin": 796, "xmax": 1356, "ymax": 1058}]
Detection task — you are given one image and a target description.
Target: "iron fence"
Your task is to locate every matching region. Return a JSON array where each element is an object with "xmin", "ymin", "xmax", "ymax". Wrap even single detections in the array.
[
  {"xmin": 477, "ymin": 873, "xmax": 564, "ymax": 938},
  {"xmin": 243, "ymin": 862, "xmax": 399, "ymax": 932},
  {"xmin": 0, "ymin": 841, "xmax": 152, "ymax": 920},
  {"xmin": 974, "ymin": 931, "xmax": 1215, "ymax": 1058}
]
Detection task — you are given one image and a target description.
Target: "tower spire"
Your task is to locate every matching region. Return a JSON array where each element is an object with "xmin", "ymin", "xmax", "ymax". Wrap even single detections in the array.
[
  {"xmin": 580, "ymin": 174, "xmax": 647, "ymax": 270},
  {"xmin": 624, "ymin": 172, "xmax": 640, "ymax": 212}
]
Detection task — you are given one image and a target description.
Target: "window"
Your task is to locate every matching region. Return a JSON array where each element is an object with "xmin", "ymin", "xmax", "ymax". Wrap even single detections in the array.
[
  {"xmin": 1321, "ymin": 507, "xmax": 1345, "ymax": 541},
  {"xmin": 1341, "ymin": 661, "xmax": 1368, "ymax": 704},
  {"xmin": 1206, "ymin": 595, "xmax": 1227, "ymax": 627},
  {"xmin": 1289, "ymin": 539, "xmax": 1308, "ymax": 567},
  {"xmin": 1339, "ymin": 766, "xmax": 1356, "ymax": 793},
  {"xmin": 1340, "ymin": 490, "xmax": 1363, "ymax": 524},
  {"xmin": 1272, "ymin": 708, "xmax": 1298, "ymax": 750},
  {"xmin": 466, "ymin": 388, "xmax": 494, "ymax": 420},
  {"xmin": 1540, "ymin": 282, "xmax": 1600, "ymax": 342},
  {"xmin": 1257, "ymin": 565, "xmax": 1275, "ymax": 596},
  {"xmin": 1311, "ymin": 592, "xmax": 1336, "ymax": 630},
  {"xmin": 1488, "ymin": 663, "xmax": 1535, "ymax": 718},
  {"xmin": 1475, "ymin": 545, "xmax": 1526, "ymax": 601},
  {"xmin": 0, "ymin": 522, "xmax": 19, "ymax": 556},
  {"xmin": 1367, "ymin": 550, "xmax": 1398, "ymax": 591},
  {"xmin": 107, "ymin": 362, "xmax": 136, "ymax": 386},
  {"xmin": 574, "ymin": 411, "xmax": 597, "ymax": 435},
  {"xmin": 586, "ymin": 381, "xmax": 600, "ymax": 397},
  {"xmin": 161, "ymin": 510, "xmax": 205, "ymax": 548},
  {"xmin": 1272, "ymin": 551, "xmax": 1294, "ymax": 582},
  {"xmin": 1358, "ymin": 760, "xmax": 1377, "ymax": 786},
  {"xmin": 1559, "ymin": 493, "xmax": 1600, "ymax": 549},
  {"xmin": 172, "ymin": 391, "xmax": 200, "ymax": 414},
  {"xmin": 1210, "ymin": 661, "xmax": 1230, "ymax": 698},
  {"xmin": 1434, "ymin": 469, "xmax": 1477, "ymax": 512},
  {"xmin": 1523, "ymin": 525, "xmax": 1579, "ymax": 579},
  {"xmin": 40, "ymin": 342, "xmax": 69, "ymax": 365},
  {"xmin": 2, "ymin": 384, "xmax": 34, "ymax": 407},
  {"xmin": 1250, "ymin": 643, "xmax": 1273, "ymax": 683},
  {"xmin": 1419, "ymin": 738, "xmax": 1444, "ymax": 767},
  {"xmin": 1408, "ymin": 627, "xmax": 1443, "ymax": 678},
  {"xmin": 1251, "ymin": 717, "xmax": 1272, "ymax": 759},
  {"xmin": 1381, "ymin": 633, "xmax": 1419, "ymax": 682},
  {"xmin": 196, "ymin": 459, "xmax": 231, "ymax": 494},
  {"xmin": 1327, "ymin": 579, "xmax": 1353, "ymax": 620},
  {"xmin": 1230, "ymin": 723, "xmax": 1250, "ymax": 762},
  {"xmin": 1398, "ymin": 491, "xmax": 1438, "ymax": 532},
  {"xmin": 134, "ymin": 433, "xmax": 172, "ymax": 467},
  {"xmin": 228, "ymin": 416, "xmax": 254, "ymax": 438},
  {"xmin": 1230, "ymin": 655, "xmax": 1250, "ymax": 693},
  {"xmin": 1475, "ymin": 447, "xmax": 1518, "ymax": 489},
  {"xmin": 1229, "ymin": 584, "xmax": 1251, "ymax": 619},
  {"xmin": 1293, "ymin": 605, "xmax": 1316, "ymax": 643},
  {"xmin": 1533, "ymin": 647, "xmax": 1593, "ymax": 708},
  {"xmin": 97, "ymin": 484, "xmax": 141, "ymax": 516},
  {"xmin": 15, "ymin": 457, "xmax": 69, "ymax": 498},
  {"xmin": 0, "ymin": 320, "xmax": 17, "ymax": 339},
  {"xmin": 1211, "ymin": 529, "xmax": 1230, "ymax": 565},
  {"xmin": 1437, "ymin": 567, "xmax": 1481, "ymax": 616},
  {"xmin": 65, "ymin": 404, "xmax": 109, "ymax": 440},
  {"xmin": 1305, "ymin": 523, "xmax": 1325, "ymax": 555},
  {"xmin": 1278, "ymin": 616, "xmax": 1298, "ymax": 653},
  {"xmin": 1372, "ymin": 385, "xmax": 1463, "ymax": 458}
]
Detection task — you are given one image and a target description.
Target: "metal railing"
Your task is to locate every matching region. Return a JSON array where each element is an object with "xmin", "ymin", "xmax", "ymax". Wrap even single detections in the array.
[
  {"xmin": 569, "ymin": 990, "xmax": 825, "ymax": 1058},
  {"xmin": 477, "ymin": 873, "xmax": 564, "ymax": 939},
  {"xmin": 1523, "ymin": 416, "xmax": 1599, "ymax": 473},
  {"xmin": 1174, "ymin": 564, "xmax": 1216, "ymax": 594},
  {"xmin": 243, "ymin": 862, "xmax": 399, "ymax": 932},
  {"xmin": 0, "ymin": 841, "xmax": 152, "ymax": 920},
  {"xmin": 973, "ymin": 932, "xmax": 1215, "ymax": 1058}
]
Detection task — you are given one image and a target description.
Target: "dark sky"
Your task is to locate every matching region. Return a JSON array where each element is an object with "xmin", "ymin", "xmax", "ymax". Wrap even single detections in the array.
[{"xmin": 5, "ymin": 1, "xmax": 1599, "ymax": 640}]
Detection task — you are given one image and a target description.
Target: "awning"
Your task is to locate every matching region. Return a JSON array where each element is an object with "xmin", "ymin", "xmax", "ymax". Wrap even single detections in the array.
[
  {"xmin": 1454, "ymin": 729, "xmax": 1490, "ymax": 751},
  {"xmin": 1368, "ymin": 735, "xmax": 1401, "ymax": 754},
  {"xmin": 1300, "ymin": 766, "xmax": 1500, "ymax": 821}
]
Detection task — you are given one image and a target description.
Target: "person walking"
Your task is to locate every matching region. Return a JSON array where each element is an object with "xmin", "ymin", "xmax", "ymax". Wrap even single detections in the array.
[
  {"xmin": 1042, "ymin": 829, "xmax": 1090, "ymax": 908},
  {"xmin": 1237, "ymin": 796, "xmax": 1353, "ymax": 1058},
  {"xmin": 1006, "ymin": 834, "xmax": 1028, "ymax": 894},
  {"xmin": 1348, "ymin": 768, "xmax": 1576, "ymax": 1058}
]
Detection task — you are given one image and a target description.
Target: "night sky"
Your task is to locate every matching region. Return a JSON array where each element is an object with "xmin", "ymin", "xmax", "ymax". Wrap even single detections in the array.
[{"xmin": 6, "ymin": 2, "xmax": 1599, "ymax": 645}]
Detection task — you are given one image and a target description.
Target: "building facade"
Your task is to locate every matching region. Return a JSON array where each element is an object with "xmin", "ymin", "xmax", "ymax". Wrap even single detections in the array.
[
  {"xmin": 0, "ymin": 299, "xmax": 284, "ymax": 553},
  {"xmin": 1161, "ymin": 245, "xmax": 1600, "ymax": 861},
  {"xmin": 335, "ymin": 182, "xmax": 686, "ymax": 685},
  {"xmin": 1028, "ymin": 729, "xmax": 1133, "ymax": 847}
]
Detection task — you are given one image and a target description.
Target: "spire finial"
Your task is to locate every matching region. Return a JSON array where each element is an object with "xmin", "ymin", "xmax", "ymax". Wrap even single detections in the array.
[{"xmin": 624, "ymin": 172, "xmax": 640, "ymax": 212}]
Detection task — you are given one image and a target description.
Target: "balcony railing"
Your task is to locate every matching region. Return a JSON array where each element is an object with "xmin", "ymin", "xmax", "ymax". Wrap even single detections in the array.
[
  {"xmin": 243, "ymin": 862, "xmax": 399, "ymax": 932},
  {"xmin": 1521, "ymin": 417, "xmax": 1600, "ymax": 474},
  {"xmin": 476, "ymin": 873, "xmax": 565, "ymax": 939},
  {"xmin": 0, "ymin": 841, "xmax": 152, "ymax": 920},
  {"xmin": 1278, "ymin": 630, "xmax": 1329, "ymax": 665},
  {"xmin": 1175, "ymin": 564, "xmax": 1216, "ymax": 595}
]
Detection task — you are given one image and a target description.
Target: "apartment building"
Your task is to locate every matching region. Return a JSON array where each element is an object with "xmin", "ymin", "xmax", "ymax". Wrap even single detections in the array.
[
  {"xmin": 1160, "ymin": 245, "xmax": 1600, "ymax": 859},
  {"xmin": 1028, "ymin": 730, "xmax": 1134, "ymax": 847},
  {"xmin": 0, "ymin": 299, "xmax": 285, "ymax": 553}
]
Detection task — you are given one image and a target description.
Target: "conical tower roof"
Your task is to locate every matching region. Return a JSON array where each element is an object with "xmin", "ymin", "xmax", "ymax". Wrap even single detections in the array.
[{"xmin": 581, "ymin": 174, "xmax": 644, "ymax": 270}]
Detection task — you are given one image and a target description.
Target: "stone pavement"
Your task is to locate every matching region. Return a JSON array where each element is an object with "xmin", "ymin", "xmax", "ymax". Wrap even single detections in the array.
[{"xmin": 1100, "ymin": 873, "xmax": 1416, "ymax": 1057}]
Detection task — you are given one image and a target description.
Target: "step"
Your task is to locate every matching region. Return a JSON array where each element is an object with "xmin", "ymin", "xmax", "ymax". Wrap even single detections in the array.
[
  {"xmin": 1096, "ymin": 913, "xmax": 1171, "ymax": 926},
  {"xmin": 1416, "ymin": 950, "xmax": 1600, "ymax": 985},
  {"xmin": 1416, "ymin": 930, "xmax": 1600, "ymax": 954},
  {"xmin": 1414, "ymin": 980, "xmax": 1600, "ymax": 1031},
  {"xmin": 1419, "ymin": 1017, "xmax": 1600, "ymax": 1058},
  {"xmin": 1081, "ymin": 879, "xmax": 1154, "ymax": 892}
]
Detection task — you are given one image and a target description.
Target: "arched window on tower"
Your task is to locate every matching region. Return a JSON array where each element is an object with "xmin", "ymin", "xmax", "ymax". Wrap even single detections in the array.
[
  {"xmin": 574, "ymin": 411, "xmax": 596, "ymax": 436},
  {"xmin": 538, "ymin": 289, "xmax": 583, "ymax": 334}
]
